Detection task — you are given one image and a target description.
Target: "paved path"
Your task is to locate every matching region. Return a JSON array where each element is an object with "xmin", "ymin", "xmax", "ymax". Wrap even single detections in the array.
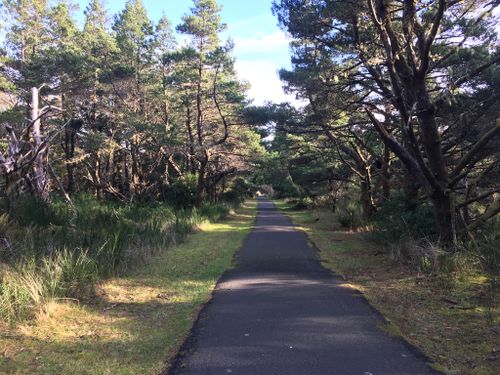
[{"xmin": 168, "ymin": 199, "xmax": 436, "ymax": 375}]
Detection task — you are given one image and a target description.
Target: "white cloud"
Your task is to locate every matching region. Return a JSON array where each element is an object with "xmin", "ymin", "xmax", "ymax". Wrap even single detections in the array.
[
  {"xmin": 233, "ymin": 31, "xmax": 290, "ymax": 56},
  {"xmin": 494, "ymin": 6, "xmax": 500, "ymax": 36},
  {"xmin": 230, "ymin": 27, "xmax": 305, "ymax": 106},
  {"xmin": 235, "ymin": 60, "xmax": 303, "ymax": 106}
]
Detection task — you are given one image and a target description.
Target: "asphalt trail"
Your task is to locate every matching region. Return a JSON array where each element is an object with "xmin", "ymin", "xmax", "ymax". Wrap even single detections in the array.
[{"xmin": 168, "ymin": 199, "xmax": 436, "ymax": 375}]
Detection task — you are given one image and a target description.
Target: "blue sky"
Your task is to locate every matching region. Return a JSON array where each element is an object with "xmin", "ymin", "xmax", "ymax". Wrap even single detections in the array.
[{"xmin": 76, "ymin": 0, "xmax": 296, "ymax": 105}]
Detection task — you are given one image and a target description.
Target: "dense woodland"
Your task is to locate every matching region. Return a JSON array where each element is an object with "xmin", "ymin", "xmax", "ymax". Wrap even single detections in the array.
[
  {"xmin": 0, "ymin": 0, "xmax": 263, "ymax": 207},
  {"xmin": 257, "ymin": 0, "xmax": 499, "ymax": 246},
  {"xmin": 0, "ymin": 0, "xmax": 499, "ymax": 325},
  {"xmin": 0, "ymin": 0, "xmax": 265, "ymax": 323}
]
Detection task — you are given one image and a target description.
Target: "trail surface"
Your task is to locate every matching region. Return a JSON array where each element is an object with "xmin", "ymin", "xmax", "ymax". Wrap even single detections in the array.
[{"xmin": 169, "ymin": 199, "xmax": 436, "ymax": 375}]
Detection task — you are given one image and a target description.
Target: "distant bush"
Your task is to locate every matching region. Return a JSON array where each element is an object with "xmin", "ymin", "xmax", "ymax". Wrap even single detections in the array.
[
  {"xmin": 337, "ymin": 199, "xmax": 364, "ymax": 229},
  {"xmin": 372, "ymin": 193, "xmax": 436, "ymax": 244},
  {"xmin": 288, "ymin": 196, "xmax": 313, "ymax": 210},
  {"xmin": 273, "ymin": 175, "xmax": 302, "ymax": 198},
  {"xmin": 164, "ymin": 174, "xmax": 198, "ymax": 208},
  {"xmin": 222, "ymin": 177, "xmax": 252, "ymax": 204},
  {"xmin": 258, "ymin": 184, "xmax": 274, "ymax": 196}
]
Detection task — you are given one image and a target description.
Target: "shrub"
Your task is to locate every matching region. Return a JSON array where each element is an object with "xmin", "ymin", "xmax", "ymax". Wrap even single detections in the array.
[
  {"xmin": 470, "ymin": 227, "xmax": 499, "ymax": 276},
  {"xmin": 337, "ymin": 199, "xmax": 364, "ymax": 229},
  {"xmin": 372, "ymin": 193, "xmax": 436, "ymax": 244},
  {"xmin": 48, "ymin": 250, "xmax": 99, "ymax": 298},
  {"xmin": 0, "ymin": 261, "xmax": 46, "ymax": 324},
  {"xmin": 164, "ymin": 175, "xmax": 198, "ymax": 208},
  {"xmin": 7, "ymin": 196, "xmax": 67, "ymax": 227},
  {"xmin": 222, "ymin": 190, "xmax": 244, "ymax": 204},
  {"xmin": 0, "ymin": 193, "xmax": 232, "ymax": 324},
  {"xmin": 289, "ymin": 196, "xmax": 313, "ymax": 210},
  {"xmin": 0, "ymin": 249, "xmax": 99, "ymax": 324},
  {"xmin": 222, "ymin": 178, "xmax": 253, "ymax": 204},
  {"xmin": 389, "ymin": 238, "xmax": 446, "ymax": 273},
  {"xmin": 199, "ymin": 202, "xmax": 230, "ymax": 222}
]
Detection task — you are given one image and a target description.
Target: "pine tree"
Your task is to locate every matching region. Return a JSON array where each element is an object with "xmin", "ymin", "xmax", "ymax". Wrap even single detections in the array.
[{"xmin": 176, "ymin": 0, "xmax": 251, "ymax": 205}]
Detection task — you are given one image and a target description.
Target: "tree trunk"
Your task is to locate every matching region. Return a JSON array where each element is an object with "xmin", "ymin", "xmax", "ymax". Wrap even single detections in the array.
[
  {"xmin": 360, "ymin": 178, "xmax": 376, "ymax": 220},
  {"xmin": 31, "ymin": 87, "xmax": 49, "ymax": 201},
  {"xmin": 195, "ymin": 169, "xmax": 205, "ymax": 207},
  {"xmin": 195, "ymin": 151, "xmax": 209, "ymax": 207},
  {"xmin": 415, "ymin": 79, "xmax": 456, "ymax": 243},
  {"xmin": 64, "ymin": 125, "xmax": 76, "ymax": 193},
  {"xmin": 430, "ymin": 190, "xmax": 456, "ymax": 244}
]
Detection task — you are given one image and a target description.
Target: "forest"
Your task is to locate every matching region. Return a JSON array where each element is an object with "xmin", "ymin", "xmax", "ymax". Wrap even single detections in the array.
[
  {"xmin": 0, "ymin": 0, "xmax": 265, "ymax": 322},
  {"xmin": 0, "ymin": 0, "xmax": 499, "ymax": 374}
]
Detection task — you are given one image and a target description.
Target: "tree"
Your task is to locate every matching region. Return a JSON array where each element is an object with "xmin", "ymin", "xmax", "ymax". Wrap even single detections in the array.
[
  {"xmin": 273, "ymin": 0, "xmax": 500, "ymax": 243},
  {"xmin": 176, "ymin": 0, "xmax": 249, "ymax": 205},
  {"xmin": 0, "ymin": 0, "xmax": 262, "ymax": 206}
]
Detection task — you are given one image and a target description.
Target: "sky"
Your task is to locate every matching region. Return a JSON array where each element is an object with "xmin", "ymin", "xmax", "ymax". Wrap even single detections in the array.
[{"xmin": 76, "ymin": 0, "xmax": 296, "ymax": 106}]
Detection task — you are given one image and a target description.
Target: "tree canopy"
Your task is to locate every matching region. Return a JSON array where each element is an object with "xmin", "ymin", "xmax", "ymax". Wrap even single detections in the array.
[
  {"xmin": 0, "ymin": 0, "xmax": 499, "ymax": 244},
  {"xmin": 0, "ymin": 0, "xmax": 264, "ymax": 206},
  {"xmin": 266, "ymin": 0, "xmax": 500, "ymax": 243}
]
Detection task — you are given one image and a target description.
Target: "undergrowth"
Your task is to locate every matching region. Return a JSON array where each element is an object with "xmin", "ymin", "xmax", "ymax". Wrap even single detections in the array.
[{"xmin": 0, "ymin": 195, "xmax": 232, "ymax": 325}]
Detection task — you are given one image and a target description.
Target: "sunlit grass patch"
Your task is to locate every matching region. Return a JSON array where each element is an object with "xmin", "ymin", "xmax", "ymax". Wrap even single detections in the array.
[
  {"xmin": 0, "ymin": 200, "xmax": 257, "ymax": 375},
  {"xmin": 275, "ymin": 199, "xmax": 499, "ymax": 375}
]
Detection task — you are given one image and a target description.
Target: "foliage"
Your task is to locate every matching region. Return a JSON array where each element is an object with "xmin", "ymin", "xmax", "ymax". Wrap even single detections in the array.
[
  {"xmin": 164, "ymin": 174, "xmax": 198, "ymax": 208},
  {"xmin": 0, "ymin": 194, "xmax": 233, "ymax": 324},
  {"xmin": 372, "ymin": 193, "xmax": 436, "ymax": 244},
  {"xmin": 0, "ymin": 0, "xmax": 262, "ymax": 206},
  {"xmin": 271, "ymin": 0, "xmax": 500, "ymax": 243},
  {"xmin": 337, "ymin": 199, "xmax": 364, "ymax": 230},
  {"xmin": 222, "ymin": 177, "xmax": 251, "ymax": 204}
]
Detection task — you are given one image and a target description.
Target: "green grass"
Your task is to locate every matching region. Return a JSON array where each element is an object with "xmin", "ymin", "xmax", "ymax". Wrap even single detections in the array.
[
  {"xmin": 0, "ymin": 196, "xmax": 234, "ymax": 325},
  {"xmin": 275, "ymin": 199, "xmax": 499, "ymax": 375},
  {"xmin": 0, "ymin": 200, "xmax": 257, "ymax": 375}
]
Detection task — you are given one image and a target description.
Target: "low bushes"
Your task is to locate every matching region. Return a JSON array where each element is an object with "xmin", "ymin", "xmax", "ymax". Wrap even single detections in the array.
[
  {"xmin": 0, "ymin": 250, "xmax": 98, "ymax": 323},
  {"xmin": 0, "ymin": 195, "xmax": 233, "ymax": 325},
  {"xmin": 372, "ymin": 193, "xmax": 436, "ymax": 244},
  {"xmin": 164, "ymin": 174, "xmax": 198, "ymax": 208},
  {"xmin": 337, "ymin": 199, "xmax": 364, "ymax": 229}
]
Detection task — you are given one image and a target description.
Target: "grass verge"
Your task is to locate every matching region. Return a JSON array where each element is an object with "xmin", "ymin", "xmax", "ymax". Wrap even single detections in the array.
[
  {"xmin": 0, "ymin": 200, "xmax": 257, "ymax": 375},
  {"xmin": 275, "ymin": 200, "xmax": 499, "ymax": 375}
]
